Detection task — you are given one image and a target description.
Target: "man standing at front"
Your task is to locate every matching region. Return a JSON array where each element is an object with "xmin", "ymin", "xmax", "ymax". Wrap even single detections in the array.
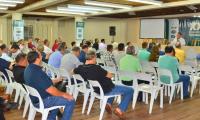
[
  {"xmin": 171, "ymin": 32, "xmax": 186, "ymax": 46},
  {"xmin": 24, "ymin": 51, "xmax": 75, "ymax": 120}
]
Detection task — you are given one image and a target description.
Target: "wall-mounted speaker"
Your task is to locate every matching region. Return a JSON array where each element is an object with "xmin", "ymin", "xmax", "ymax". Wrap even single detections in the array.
[{"xmin": 109, "ymin": 26, "xmax": 116, "ymax": 36}]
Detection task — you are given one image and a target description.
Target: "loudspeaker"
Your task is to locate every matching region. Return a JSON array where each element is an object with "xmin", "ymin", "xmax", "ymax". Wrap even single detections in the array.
[{"xmin": 109, "ymin": 26, "xmax": 116, "ymax": 36}]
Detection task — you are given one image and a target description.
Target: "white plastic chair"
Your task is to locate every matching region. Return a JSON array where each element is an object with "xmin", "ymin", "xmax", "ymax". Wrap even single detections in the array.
[
  {"xmin": 24, "ymin": 85, "xmax": 65, "ymax": 120},
  {"xmin": 73, "ymin": 74, "xmax": 91, "ymax": 114},
  {"xmin": 59, "ymin": 68, "xmax": 74, "ymax": 95},
  {"xmin": 118, "ymin": 70, "xmax": 163, "ymax": 114},
  {"xmin": 157, "ymin": 68, "xmax": 183, "ymax": 104},
  {"xmin": 87, "ymin": 80, "xmax": 121, "ymax": 120},
  {"xmin": 179, "ymin": 64, "xmax": 200, "ymax": 97}
]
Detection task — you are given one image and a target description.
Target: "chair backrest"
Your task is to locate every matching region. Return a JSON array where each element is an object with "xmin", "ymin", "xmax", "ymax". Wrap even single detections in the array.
[
  {"xmin": 24, "ymin": 84, "xmax": 44, "ymax": 110},
  {"xmin": 0, "ymin": 71, "xmax": 7, "ymax": 85},
  {"xmin": 73, "ymin": 74, "xmax": 87, "ymax": 91},
  {"xmin": 5, "ymin": 69, "xmax": 14, "ymax": 83},
  {"xmin": 101, "ymin": 66, "xmax": 119, "ymax": 81},
  {"xmin": 141, "ymin": 61, "xmax": 158, "ymax": 80},
  {"xmin": 88, "ymin": 80, "xmax": 104, "ymax": 98},
  {"xmin": 157, "ymin": 68, "xmax": 173, "ymax": 84},
  {"xmin": 179, "ymin": 64, "xmax": 194, "ymax": 80},
  {"xmin": 59, "ymin": 68, "xmax": 71, "ymax": 85}
]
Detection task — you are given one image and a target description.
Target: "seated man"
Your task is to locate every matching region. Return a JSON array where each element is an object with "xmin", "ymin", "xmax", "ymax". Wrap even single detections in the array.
[
  {"xmin": 175, "ymin": 42, "xmax": 185, "ymax": 64},
  {"xmin": 158, "ymin": 46, "xmax": 189, "ymax": 99},
  {"xmin": 73, "ymin": 50, "xmax": 133, "ymax": 119},
  {"xmin": 60, "ymin": 47, "xmax": 82, "ymax": 74},
  {"xmin": 13, "ymin": 53, "xmax": 27, "ymax": 85},
  {"xmin": 24, "ymin": 51, "xmax": 75, "ymax": 120},
  {"xmin": 137, "ymin": 42, "xmax": 150, "ymax": 61},
  {"xmin": 78, "ymin": 44, "xmax": 89, "ymax": 63}
]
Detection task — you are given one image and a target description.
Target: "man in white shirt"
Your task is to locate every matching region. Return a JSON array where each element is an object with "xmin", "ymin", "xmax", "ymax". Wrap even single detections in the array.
[
  {"xmin": 43, "ymin": 39, "xmax": 52, "ymax": 54},
  {"xmin": 0, "ymin": 44, "xmax": 14, "ymax": 62},
  {"xmin": 171, "ymin": 32, "xmax": 186, "ymax": 46},
  {"xmin": 10, "ymin": 44, "xmax": 21, "ymax": 59},
  {"xmin": 99, "ymin": 39, "xmax": 107, "ymax": 50}
]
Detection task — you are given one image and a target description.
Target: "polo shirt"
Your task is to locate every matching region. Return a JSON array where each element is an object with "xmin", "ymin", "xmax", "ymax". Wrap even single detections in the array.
[
  {"xmin": 119, "ymin": 54, "xmax": 142, "ymax": 81},
  {"xmin": 0, "ymin": 58, "xmax": 10, "ymax": 80},
  {"xmin": 13, "ymin": 65, "xmax": 25, "ymax": 84},
  {"xmin": 175, "ymin": 48, "xmax": 185, "ymax": 64},
  {"xmin": 113, "ymin": 51, "xmax": 126, "ymax": 65},
  {"xmin": 60, "ymin": 53, "xmax": 82, "ymax": 73},
  {"xmin": 158, "ymin": 55, "xmax": 179, "ymax": 84},
  {"xmin": 44, "ymin": 45, "xmax": 52, "ymax": 54},
  {"xmin": 24, "ymin": 64, "xmax": 52, "ymax": 103},
  {"xmin": 78, "ymin": 50, "xmax": 86, "ymax": 63},
  {"xmin": 74, "ymin": 64, "xmax": 115, "ymax": 94},
  {"xmin": 137, "ymin": 49, "xmax": 150, "ymax": 61},
  {"xmin": 48, "ymin": 51, "xmax": 63, "ymax": 68},
  {"xmin": 1, "ymin": 53, "xmax": 14, "ymax": 62}
]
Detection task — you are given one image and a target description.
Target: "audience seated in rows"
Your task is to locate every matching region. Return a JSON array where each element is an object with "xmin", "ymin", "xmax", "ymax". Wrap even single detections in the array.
[
  {"xmin": 24, "ymin": 51, "xmax": 75, "ymax": 120},
  {"xmin": 48, "ymin": 42, "xmax": 66, "ymax": 68},
  {"xmin": 138, "ymin": 42, "xmax": 150, "ymax": 61},
  {"xmin": 149, "ymin": 45, "xmax": 160, "ymax": 62},
  {"xmin": 73, "ymin": 50, "xmax": 133, "ymax": 119},
  {"xmin": 175, "ymin": 42, "xmax": 185, "ymax": 64},
  {"xmin": 43, "ymin": 39, "xmax": 53, "ymax": 55},
  {"xmin": 158, "ymin": 46, "xmax": 189, "ymax": 98},
  {"xmin": 37, "ymin": 44, "xmax": 50, "ymax": 63},
  {"xmin": 52, "ymin": 39, "xmax": 59, "ymax": 52},
  {"xmin": 92, "ymin": 38, "xmax": 99, "ymax": 50},
  {"xmin": 99, "ymin": 39, "xmax": 106, "ymax": 50}
]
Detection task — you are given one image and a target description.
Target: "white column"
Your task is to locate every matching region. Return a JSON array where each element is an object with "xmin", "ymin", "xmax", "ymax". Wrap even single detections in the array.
[{"xmin": 12, "ymin": 13, "xmax": 22, "ymax": 21}]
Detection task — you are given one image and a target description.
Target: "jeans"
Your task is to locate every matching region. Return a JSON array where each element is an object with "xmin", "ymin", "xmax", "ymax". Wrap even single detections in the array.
[
  {"xmin": 35, "ymin": 96, "xmax": 75, "ymax": 120},
  {"xmin": 106, "ymin": 85, "xmax": 134, "ymax": 112},
  {"xmin": 176, "ymin": 75, "xmax": 190, "ymax": 97}
]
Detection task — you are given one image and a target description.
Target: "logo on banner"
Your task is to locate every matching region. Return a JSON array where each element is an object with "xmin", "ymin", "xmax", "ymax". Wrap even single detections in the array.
[{"xmin": 189, "ymin": 21, "xmax": 200, "ymax": 38}]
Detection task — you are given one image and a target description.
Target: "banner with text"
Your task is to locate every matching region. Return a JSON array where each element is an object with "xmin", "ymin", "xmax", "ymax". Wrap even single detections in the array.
[{"xmin": 13, "ymin": 20, "xmax": 24, "ymax": 42}]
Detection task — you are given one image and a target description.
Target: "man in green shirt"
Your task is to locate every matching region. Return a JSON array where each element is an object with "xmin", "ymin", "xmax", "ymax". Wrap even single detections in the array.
[
  {"xmin": 138, "ymin": 42, "xmax": 150, "ymax": 61},
  {"xmin": 158, "ymin": 46, "xmax": 189, "ymax": 98},
  {"xmin": 120, "ymin": 46, "xmax": 142, "ymax": 86}
]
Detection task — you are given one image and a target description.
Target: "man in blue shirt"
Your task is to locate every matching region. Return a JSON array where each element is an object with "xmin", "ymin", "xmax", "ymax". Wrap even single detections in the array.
[
  {"xmin": 78, "ymin": 44, "xmax": 88, "ymax": 63},
  {"xmin": 24, "ymin": 51, "xmax": 75, "ymax": 120},
  {"xmin": 48, "ymin": 42, "xmax": 66, "ymax": 68}
]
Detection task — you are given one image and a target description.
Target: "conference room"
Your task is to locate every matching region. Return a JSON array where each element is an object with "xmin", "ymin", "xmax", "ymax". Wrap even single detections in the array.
[{"xmin": 0, "ymin": 0, "xmax": 200, "ymax": 120}]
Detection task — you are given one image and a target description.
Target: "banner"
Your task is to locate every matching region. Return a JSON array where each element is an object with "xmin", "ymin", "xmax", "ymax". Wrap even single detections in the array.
[
  {"xmin": 13, "ymin": 20, "xmax": 24, "ymax": 42},
  {"xmin": 76, "ymin": 22, "xmax": 84, "ymax": 40},
  {"xmin": 168, "ymin": 19, "xmax": 179, "ymax": 41},
  {"xmin": 179, "ymin": 18, "xmax": 200, "ymax": 45}
]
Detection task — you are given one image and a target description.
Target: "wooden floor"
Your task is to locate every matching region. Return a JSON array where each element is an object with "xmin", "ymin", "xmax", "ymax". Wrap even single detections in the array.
[{"xmin": 5, "ymin": 93, "xmax": 200, "ymax": 120}]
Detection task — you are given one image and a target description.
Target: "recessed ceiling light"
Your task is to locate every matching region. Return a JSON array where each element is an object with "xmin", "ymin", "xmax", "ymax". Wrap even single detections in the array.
[
  {"xmin": 46, "ymin": 9, "xmax": 85, "ymax": 15},
  {"xmin": 0, "ymin": 2, "xmax": 16, "ymax": 7},
  {"xmin": 68, "ymin": 4, "xmax": 113, "ymax": 12},
  {"xmin": 85, "ymin": 1, "xmax": 133, "ymax": 9},
  {"xmin": 57, "ymin": 7, "xmax": 99, "ymax": 14},
  {"xmin": 0, "ymin": 0, "xmax": 24, "ymax": 4}
]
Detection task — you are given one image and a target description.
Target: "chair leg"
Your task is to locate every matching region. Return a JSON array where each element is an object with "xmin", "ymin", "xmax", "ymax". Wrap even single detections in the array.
[
  {"xmin": 132, "ymin": 90, "xmax": 139, "ymax": 110},
  {"xmin": 180, "ymin": 84, "xmax": 183, "ymax": 100},
  {"xmin": 145, "ymin": 93, "xmax": 148, "ymax": 104},
  {"xmin": 149, "ymin": 92, "xmax": 156, "ymax": 114},
  {"xmin": 14, "ymin": 89, "xmax": 20, "ymax": 103},
  {"xmin": 164, "ymin": 86, "xmax": 167, "ymax": 96},
  {"xmin": 169, "ymin": 86, "xmax": 175, "ymax": 104},
  {"xmin": 82, "ymin": 91, "xmax": 90, "ymax": 114},
  {"xmin": 28, "ymin": 106, "xmax": 36, "ymax": 120},
  {"xmin": 73, "ymin": 89, "xmax": 79, "ymax": 101},
  {"xmin": 168, "ymin": 86, "xmax": 171, "ymax": 97},
  {"xmin": 99, "ymin": 98, "xmax": 108, "ymax": 120},
  {"xmin": 23, "ymin": 96, "xmax": 29, "ymax": 118},
  {"xmin": 42, "ymin": 111, "xmax": 49, "ymax": 120},
  {"xmin": 160, "ymin": 89, "xmax": 163, "ymax": 109},
  {"xmin": 18, "ymin": 92, "xmax": 25, "ymax": 109},
  {"xmin": 87, "ymin": 95, "xmax": 95, "ymax": 115},
  {"xmin": 190, "ymin": 80, "xmax": 195, "ymax": 97}
]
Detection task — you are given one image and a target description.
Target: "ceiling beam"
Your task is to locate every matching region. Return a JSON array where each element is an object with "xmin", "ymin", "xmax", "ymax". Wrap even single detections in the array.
[
  {"xmin": 86, "ymin": 0, "xmax": 200, "ymax": 17},
  {"xmin": 2, "ymin": 0, "xmax": 70, "ymax": 18}
]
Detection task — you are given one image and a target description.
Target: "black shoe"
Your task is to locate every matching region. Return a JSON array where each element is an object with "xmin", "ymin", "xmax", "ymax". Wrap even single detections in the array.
[{"xmin": 183, "ymin": 95, "xmax": 190, "ymax": 99}]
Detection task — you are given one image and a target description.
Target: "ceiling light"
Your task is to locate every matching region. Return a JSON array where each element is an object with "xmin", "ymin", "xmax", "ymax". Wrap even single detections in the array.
[
  {"xmin": 128, "ymin": 0, "xmax": 162, "ymax": 5},
  {"xmin": 0, "ymin": 2, "xmax": 16, "ymax": 7},
  {"xmin": 46, "ymin": 9, "xmax": 85, "ymax": 15},
  {"xmin": 0, "ymin": 0, "xmax": 24, "ymax": 4},
  {"xmin": 58, "ymin": 7, "xmax": 99, "ymax": 14},
  {"xmin": 68, "ymin": 4, "xmax": 113, "ymax": 12},
  {"xmin": 85, "ymin": 1, "xmax": 133, "ymax": 9}
]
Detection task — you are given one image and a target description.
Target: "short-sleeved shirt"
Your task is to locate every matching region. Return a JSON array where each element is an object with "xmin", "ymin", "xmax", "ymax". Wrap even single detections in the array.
[
  {"xmin": 74, "ymin": 64, "xmax": 115, "ymax": 94},
  {"xmin": 13, "ymin": 65, "xmax": 25, "ymax": 84},
  {"xmin": 78, "ymin": 51, "xmax": 86, "ymax": 63},
  {"xmin": 1, "ymin": 53, "xmax": 14, "ymax": 62},
  {"xmin": 175, "ymin": 48, "xmax": 185, "ymax": 64},
  {"xmin": 60, "ymin": 53, "xmax": 82, "ymax": 73},
  {"xmin": 0, "ymin": 58, "xmax": 10, "ymax": 80},
  {"xmin": 137, "ymin": 49, "xmax": 150, "ymax": 61},
  {"xmin": 119, "ymin": 54, "xmax": 142, "ymax": 81},
  {"xmin": 48, "ymin": 51, "xmax": 63, "ymax": 68},
  {"xmin": 158, "ymin": 55, "xmax": 180, "ymax": 84},
  {"xmin": 24, "ymin": 64, "xmax": 53, "ymax": 103},
  {"xmin": 113, "ymin": 51, "xmax": 126, "ymax": 65}
]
